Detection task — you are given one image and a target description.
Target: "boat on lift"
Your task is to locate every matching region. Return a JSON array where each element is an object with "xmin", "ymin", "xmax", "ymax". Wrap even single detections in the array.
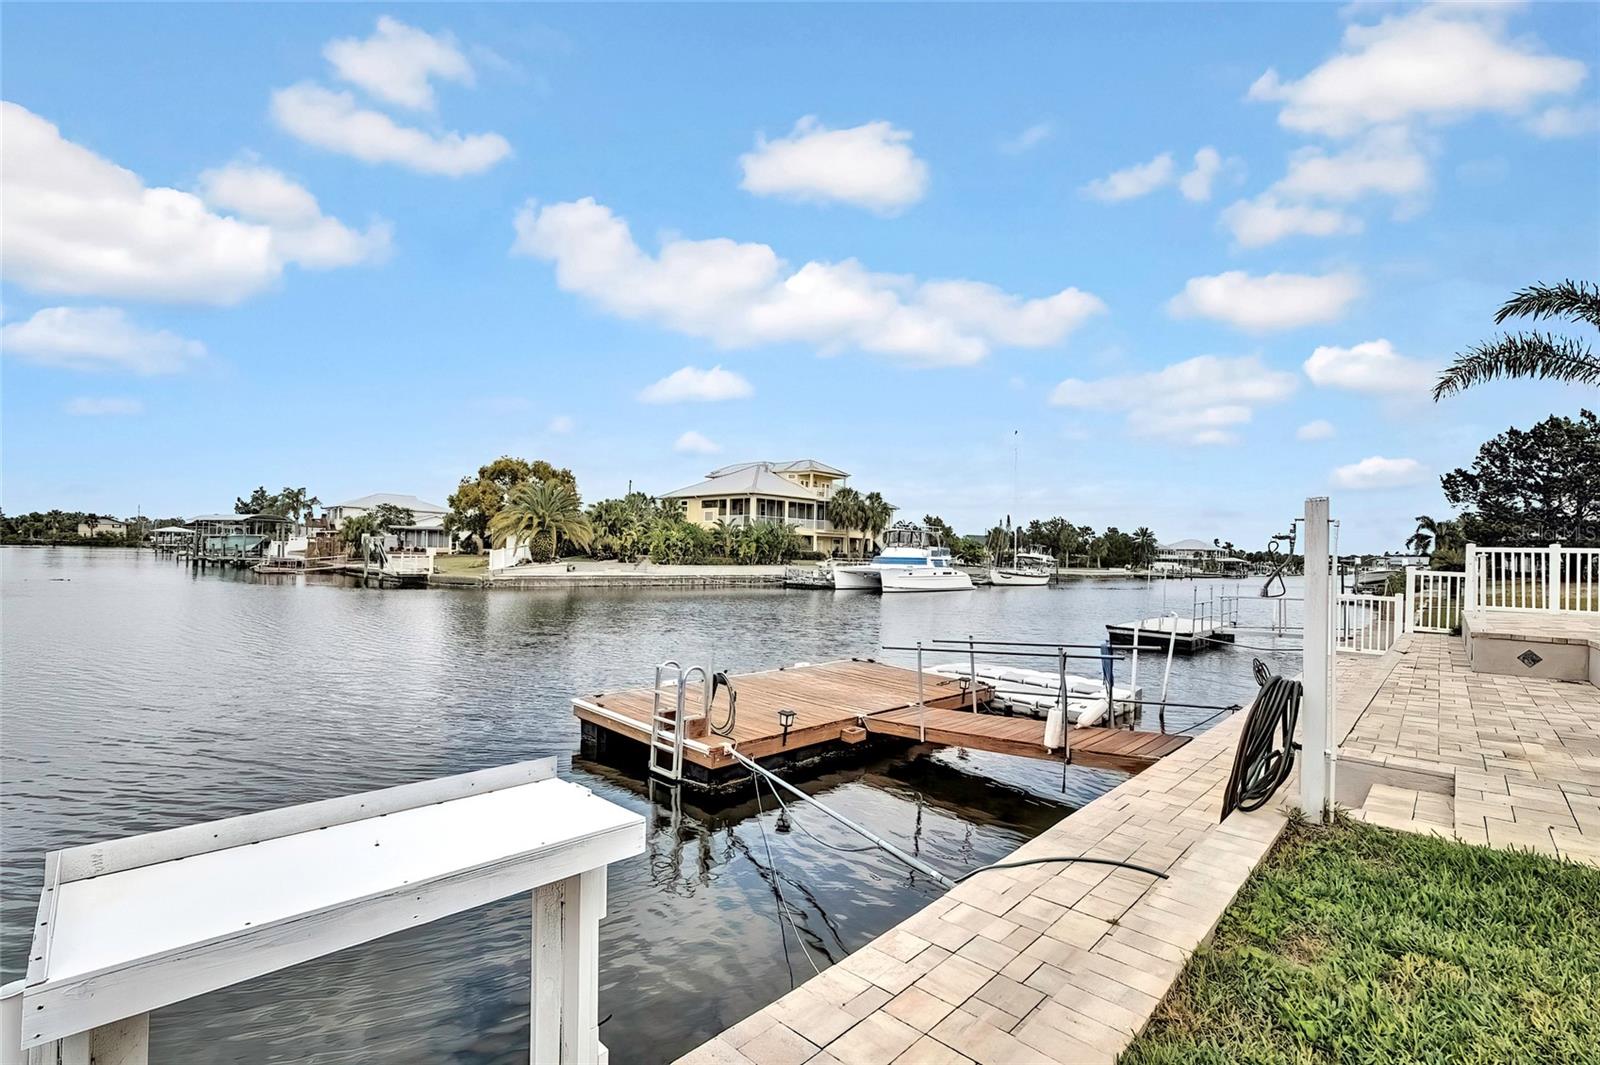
[{"xmin": 834, "ymin": 527, "xmax": 974, "ymax": 593}]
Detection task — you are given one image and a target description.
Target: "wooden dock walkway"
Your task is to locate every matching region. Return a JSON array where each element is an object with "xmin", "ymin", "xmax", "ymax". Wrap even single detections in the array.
[{"xmin": 573, "ymin": 659, "xmax": 1189, "ymax": 783}]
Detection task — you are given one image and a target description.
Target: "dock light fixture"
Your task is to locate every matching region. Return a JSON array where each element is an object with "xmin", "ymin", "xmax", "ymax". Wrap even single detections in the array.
[{"xmin": 778, "ymin": 707, "xmax": 796, "ymax": 745}]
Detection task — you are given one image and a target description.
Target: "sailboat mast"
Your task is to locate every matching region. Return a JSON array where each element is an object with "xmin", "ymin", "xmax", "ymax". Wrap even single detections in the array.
[{"xmin": 1012, "ymin": 430, "xmax": 1019, "ymax": 564}]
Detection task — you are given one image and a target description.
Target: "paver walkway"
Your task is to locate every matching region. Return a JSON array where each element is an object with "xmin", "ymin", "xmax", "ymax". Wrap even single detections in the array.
[
  {"xmin": 678, "ymin": 630, "xmax": 1600, "ymax": 1065},
  {"xmin": 677, "ymin": 705, "xmax": 1286, "ymax": 1065},
  {"xmin": 1342, "ymin": 631, "xmax": 1600, "ymax": 865}
]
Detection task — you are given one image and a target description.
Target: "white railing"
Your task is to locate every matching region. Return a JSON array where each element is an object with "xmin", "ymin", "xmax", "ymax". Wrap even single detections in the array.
[
  {"xmin": 1335, "ymin": 593, "xmax": 1404, "ymax": 655},
  {"xmin": 1405, "ymin": 569, "xmax": 1466, "ymax": 633},
  {"xmin": 1466, "ymin": 542, "xmax": 1599, "ymax": 612},
  {"xmin": 385, "ymin": 551, "xmax": 434, "ymax": 576},
  {"xmin": 1558, "ymin": 546, "xmax": 1600, "ymax": 611},
  {"xmin": 1401, "ymin": 542, "xmax": 1598, "ymax": 632}
]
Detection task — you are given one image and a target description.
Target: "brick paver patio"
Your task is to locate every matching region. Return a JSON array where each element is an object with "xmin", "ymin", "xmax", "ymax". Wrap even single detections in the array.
[{"xmin": 1342, "ymin": 631, "xmax": 1600, "ymax": 866}]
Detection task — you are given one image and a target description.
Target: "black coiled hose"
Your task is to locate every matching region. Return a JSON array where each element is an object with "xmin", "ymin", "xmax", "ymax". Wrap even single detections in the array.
[{"xmin": 1221, "ymin": 660, "xmax": 1302, "ymax": 821}]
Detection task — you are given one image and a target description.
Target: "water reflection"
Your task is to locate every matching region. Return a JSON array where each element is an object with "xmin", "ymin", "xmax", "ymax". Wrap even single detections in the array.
[{"xmin": 1, "ymin": 547, "xmax": 1299, "ymax": 1064}]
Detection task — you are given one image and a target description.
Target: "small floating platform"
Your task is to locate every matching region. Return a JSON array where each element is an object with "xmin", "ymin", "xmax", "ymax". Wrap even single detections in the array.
[
  {"xmin": 1107, "ymin": 616, "xmax": 1234, "ymax": 654},
  {"xmin": 573, "ymin": 659, "xmax": 1190, "ymax": 789}
]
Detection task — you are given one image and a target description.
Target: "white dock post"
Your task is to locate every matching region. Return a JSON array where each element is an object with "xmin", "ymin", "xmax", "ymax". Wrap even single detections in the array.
[
  {"xmin": 1301, "ymin": 496, "xmax": 1333, "ymax": 824},
  {"xmin": 560, "ymin": 868, "xmax": 606, "ymax": 1064},
  {"xmin": 532, "ymin": 880, "xmax": 566, "ymax": 1064}
]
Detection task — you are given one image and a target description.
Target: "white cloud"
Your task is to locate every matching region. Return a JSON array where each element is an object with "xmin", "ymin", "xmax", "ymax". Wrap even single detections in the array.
[
  {"xmin": 198, "ymin": 162, "xmax": 392, "ymax": 268},
  {"xmin": 2, "ymin": 307, "xmax": 206, "ymax": 374},
  {"xmin": 1331, "ymin": 455, "xmax": 1426, "ymax": 490},
  {"xmin": 639, "ymin": 365, "xmax": 754, "ymax": 403},
  {"xmin": 1527, "ymin": 102, "xmax": 1600, "ymax": 138},
  {"xmin": 1297, "ymin": 419, "xmax": 1336, "ymax": 441},
  {"xmin": 1082, "ymin": 153, "xmax": 1175, "ymax": 202},
  {"xmin": 1001, "ymin": 122, "xmax": 1055, "ymax": 154},
  {"xmin": 1, "ymin": 103, "xmax": 383, "ymax": 304},
  {"xmin": 64, "ymin": 396, "xmax": 143, "ymax": 416},
  {"xmin": 546, "ymin": 414, "xmax": 575, "ymax": 434},
  {"xmin": 1248, "ymin": 5, "xmax": 1588, "ymax": 137},
  {"xmin": 1274, "ymin": 126, "xmax": 1430, "ymax": 203},
  {"xmin": 1220, "ymin": 196, "xmax": 1361, "ymax": 248},
  {"xmin": 271, "ymin": 82, "xmax": 511, "ymax": 177},
  {"xmin": 674, "ymin": 430, "xmax": 720, "ymax": 455},
  {"xmin": 324, "ymin": 16, "xmax": 472, "ymax": 112},
  {"xmin": 511, "ymin": 197, "xmax": 1105, "ymax": 366},
  {"xmin": 1304, "ymin": 338, "xmax": 1432, "ymax": 395},
  {"xmin": 739, "ymin": 117, "xmax": 929, "ymax": 213},
  {"xmin": 1168, "ymin": 271, "xmax": 1362, "ymax": 332},
  {"xmin": 1177, "ymin": 147, "xmax": 1225, "ymax": 202},
  {"xmin": 1050, "ymin": 354, "xmax": 1297, "ymax": 445},
  {"xmin": 1221, "ymin": 128, "xmax": 1428, "ymax": 247}
]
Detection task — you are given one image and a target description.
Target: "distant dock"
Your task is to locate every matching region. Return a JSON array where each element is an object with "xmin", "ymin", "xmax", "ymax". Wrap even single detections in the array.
[
  {"xmin": 1106, "ymin": 615, "xmax": 1234, "ymax": 654},
  {"xmin": 573, "ymin": 659, "xmax": 1189, "ymax": 790}
]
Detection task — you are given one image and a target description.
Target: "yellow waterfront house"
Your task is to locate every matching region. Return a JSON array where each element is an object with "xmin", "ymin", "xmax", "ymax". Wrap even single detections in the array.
[{"xmin": 659, "ymin": 460, "xmax": 865, "ymax": 556}]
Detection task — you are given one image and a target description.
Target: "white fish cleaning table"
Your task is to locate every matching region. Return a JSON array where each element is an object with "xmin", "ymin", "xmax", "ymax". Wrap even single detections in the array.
[{"xmin": 6, "ymin": 758, "xmax": 644, "ymax": 1064}]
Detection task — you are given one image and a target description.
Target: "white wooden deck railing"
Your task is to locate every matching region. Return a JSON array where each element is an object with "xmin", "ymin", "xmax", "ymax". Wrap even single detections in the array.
[
  {"xmin": 1405, "ymin": 569, "xmax": 1467, "ymax": 633},
  {"xmin": 1403, "ymin": 543, "xmax": 1599, "ymax": 632},
  {"xmin": 1335, "ymin": 593, "xmax": 1404, "ymax": 655}
]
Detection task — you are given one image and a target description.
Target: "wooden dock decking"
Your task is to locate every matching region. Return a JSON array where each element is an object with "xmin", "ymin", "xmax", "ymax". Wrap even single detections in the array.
[
  {"xmin": 866, "ymin": 706, "xmax": 1192, "ymax": 774},
  {"xmin": 573, "ymin": 659, "xmax": 1190, "ymax": 779}
]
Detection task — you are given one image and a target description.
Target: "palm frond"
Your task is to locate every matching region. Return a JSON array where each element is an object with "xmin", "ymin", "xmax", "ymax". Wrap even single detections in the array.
[
  {"xmin": 1494, "ymin": 280, "xmax": 1600, "ymax": 329},
  {"xmin": 1432, "ymin": 332, "xmax": 1600, "ymax": 400}
]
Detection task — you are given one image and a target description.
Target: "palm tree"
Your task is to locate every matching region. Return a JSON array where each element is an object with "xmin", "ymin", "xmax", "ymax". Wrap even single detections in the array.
[
  {"xmin": 710, "ymin": 518, "xmax": 736, "ymax": 558},
  {"xmin": 490, "ymin": 481, "xmax": 593, "ymax": 561},
  {"xmin": 1411, "ymin": 515, "xmax": 1466, "ymax": 567},
  {"xmin": 1434, "ymin": 280, "xmax": 1600, "ymax": 400},
  {"xmin": 279, "ymin": 487, "xmax": 308, "ymax": 528},
  {"xmin": 828, "ymin": 488, "xmax": 866, "ymax": 557},
  {"xmin": 862, "ymin": 492, "xmax": 894, "ymax": 553},
  {"xmin": 1131, "ymin": 527, "xmax": 1158, "ymax": 569},
  {"xmin": 1406, "ymin": 518, "xmax": 1434, "ymax": 556}
]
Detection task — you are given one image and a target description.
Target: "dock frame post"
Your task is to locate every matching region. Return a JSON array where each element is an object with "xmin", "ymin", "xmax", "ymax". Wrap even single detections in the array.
[
  {"xmin": 531, "ymin": 868, "xmax": 607, "ymax": 1065},
  {"xmin": 1300, "ymin": 496, "xmax": 1333, "ymax": 824}
]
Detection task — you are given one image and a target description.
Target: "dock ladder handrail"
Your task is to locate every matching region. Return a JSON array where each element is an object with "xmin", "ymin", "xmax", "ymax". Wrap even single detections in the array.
[{"xmin": 649, "ymin": 660, "xmax": 689, "ymax": 781}]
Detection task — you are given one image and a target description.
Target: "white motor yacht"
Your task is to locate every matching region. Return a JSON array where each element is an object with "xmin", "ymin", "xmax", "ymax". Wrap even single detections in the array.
[{"xmin": 834, "ymin": 527, "xmax": 974, "ymax": 592}]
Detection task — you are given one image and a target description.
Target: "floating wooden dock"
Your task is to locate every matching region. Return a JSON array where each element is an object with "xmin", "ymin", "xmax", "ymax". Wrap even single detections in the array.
[
  {"xmin": 573, "ymin": 659, "xmax": 1190, "ymax": 788},
  {"xmin": 1107, "ymin": 615, "xmax": 1234, "ymax": 654}
]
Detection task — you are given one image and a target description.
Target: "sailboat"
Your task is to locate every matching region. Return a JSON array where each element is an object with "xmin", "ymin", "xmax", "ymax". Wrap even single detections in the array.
[{"xmin": 989, "ymin": 433, "xmax": 1052, "ymax": 587}]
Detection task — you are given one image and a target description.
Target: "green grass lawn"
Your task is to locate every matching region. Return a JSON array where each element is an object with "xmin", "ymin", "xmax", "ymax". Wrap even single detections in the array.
[
  {"xmin": 1121, "ymin": 817, "xmax": 1600, "ymax": 1065},
  {"xmin": 432, "ymin": 553, "xmax": 488, "ymax": 577}
]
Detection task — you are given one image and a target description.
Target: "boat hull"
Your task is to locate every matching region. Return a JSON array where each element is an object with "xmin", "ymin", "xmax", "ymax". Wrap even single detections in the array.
[
  {"xmin": 832, "ymin": 565, "xmax": 881, "ymax": 590},
  {"xmin": 990, "ymin": 568, "xmax": 1051, "ymax": 586},
  {"xmin": 879, "ymin": 568, "xmax": 974, "ymax": 593}
]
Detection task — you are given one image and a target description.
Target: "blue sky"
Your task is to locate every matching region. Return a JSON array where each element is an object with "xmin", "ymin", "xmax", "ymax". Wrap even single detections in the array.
[{"xmin": 3, "ymin": 2, "xmax": 1596, "ymax": 550}]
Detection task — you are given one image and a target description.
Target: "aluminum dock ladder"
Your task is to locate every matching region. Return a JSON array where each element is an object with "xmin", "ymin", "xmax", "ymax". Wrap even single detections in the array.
[{"xmin": 649, "ymin": 661, "xmax": 702, "ymax": 781}]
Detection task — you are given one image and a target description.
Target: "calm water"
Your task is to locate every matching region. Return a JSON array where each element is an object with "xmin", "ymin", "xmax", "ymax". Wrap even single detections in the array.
[{"xmin": 0, "ymin": 547, "xmax": 1301, "ymax": 1064}]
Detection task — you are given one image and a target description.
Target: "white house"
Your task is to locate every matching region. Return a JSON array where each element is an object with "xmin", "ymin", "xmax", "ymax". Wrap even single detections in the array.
[
  {"xmin": 391, "ymin": 513, "xmax": 453, "ymax": 552},
  {"xmin": 325, "ymin": 493, "xmax": 448, "ymax": 530}
]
